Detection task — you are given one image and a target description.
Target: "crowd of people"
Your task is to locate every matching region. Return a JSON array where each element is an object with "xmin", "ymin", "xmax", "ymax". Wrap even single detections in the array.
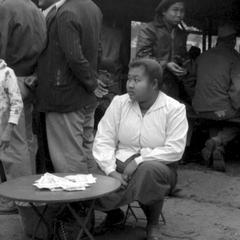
[
  {"xmin": 136, "ymin": 0, "xmax": 240, "ymax": 172},
  {"xmin": 0, "ymin": 0, "xmax": 239, "ymax": 239}
]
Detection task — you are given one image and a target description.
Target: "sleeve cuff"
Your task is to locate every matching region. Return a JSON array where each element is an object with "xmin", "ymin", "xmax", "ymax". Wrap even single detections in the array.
[
  {"xmin": 8, "ymin": 116, "xmax": 20, "ymax": 125},
  {"xmin": 104, "ymin": 166, "xmax": 116, "ymax": 176},
  {"xmin": 135, "ymin": 156, "xmax": 144, "ymax": 165}
]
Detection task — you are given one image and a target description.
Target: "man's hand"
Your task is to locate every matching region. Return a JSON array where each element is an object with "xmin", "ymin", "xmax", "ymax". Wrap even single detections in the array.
[
  {"xmin": 167, "ymin": 62, "xmax": 187, "ymax": 77},
  {"xmin": 18, "ymin": 78, "xmax": 30, "ymax": 100},
  {"xmin": 0, "ymin": 124, "xmax": 15, "ymax": 151},
  {"xmin": 123, "ymin": 160, "xmax": 138, "ymax": 182},
  {"xmin": 24, "ymin": 75, "xmax": 38, "ymax": 90},
  {"xmin": 109, "ymin": 171, "xmax": 128, "ymax": 188},
  {"xmin": 94, "ymin": 79, "xmax": 109, "ymax": 98}
]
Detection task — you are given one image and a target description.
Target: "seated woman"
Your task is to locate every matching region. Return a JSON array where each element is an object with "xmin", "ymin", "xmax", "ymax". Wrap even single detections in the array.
[{"xmin": 93, "ymin": 59, "xmax": 188, "ymax": 240}]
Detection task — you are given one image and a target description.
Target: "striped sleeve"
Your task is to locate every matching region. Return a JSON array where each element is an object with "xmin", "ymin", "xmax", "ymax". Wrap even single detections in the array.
[{"xmin": 57, "ymin": 11, "xmax": 98, "ymax": 92}]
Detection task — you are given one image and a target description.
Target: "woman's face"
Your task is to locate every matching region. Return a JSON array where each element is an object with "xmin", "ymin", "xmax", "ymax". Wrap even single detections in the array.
[
  {"xmin": 127, "ymin": 66, "xmax": 157, "ymax": 103},
  {"xmin": 162, "ymin": 2, "xmax": 185, "ymax": 26}
]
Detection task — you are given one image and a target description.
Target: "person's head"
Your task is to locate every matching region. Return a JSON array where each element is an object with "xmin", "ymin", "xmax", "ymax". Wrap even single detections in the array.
[
  {"xmin": 127, "ymin": 59, "xmax": 163, "ymax": 103},
  {"xmin": 217, "ymin": 23, "xmax": 237, "ymax": 49},
  {"xmin": 156, "ymin": 0, "xmax": 185, "ymax": 26},
  {"xmin": 38, "ymin": 0, "xmax": 59, "ymax": 10}
]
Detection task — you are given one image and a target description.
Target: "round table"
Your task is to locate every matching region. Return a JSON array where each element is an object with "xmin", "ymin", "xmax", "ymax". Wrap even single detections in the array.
[{"xmin": 0, "ymin": 174, "xmax": 121, "ymax": 240}]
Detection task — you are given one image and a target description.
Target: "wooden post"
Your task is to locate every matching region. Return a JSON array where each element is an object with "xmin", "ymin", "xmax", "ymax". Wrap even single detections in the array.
[
  {"xmin": 121, "ymin": 18, "xmax": 132, "ymax": 93},
  {"xmin": 208, "ymin": 18, "xmax": 213, "ymax": 49},
  {"xmin": 202, "ymin": 32, "xmax": 207, "ymax": 51}
]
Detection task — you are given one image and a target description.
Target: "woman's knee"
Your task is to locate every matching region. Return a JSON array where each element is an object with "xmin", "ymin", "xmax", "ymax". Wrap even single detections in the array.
[
  {"xmin": 137, "ymin": 161, "xmax": 168, "ymax": 174},
  {"xmin": 135, "ymin": 161, "xmax": 175, "ymax": 186}
]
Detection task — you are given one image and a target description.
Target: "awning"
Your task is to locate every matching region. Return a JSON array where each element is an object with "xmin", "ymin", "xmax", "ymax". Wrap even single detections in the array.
[{"xmin": 94, "ymin": 0, "xmax": 240, "ymax": 33}]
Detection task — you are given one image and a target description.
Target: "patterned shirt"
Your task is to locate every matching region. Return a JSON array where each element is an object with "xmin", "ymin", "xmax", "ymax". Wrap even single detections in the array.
[{"xmin": 0, "ymin": 60, "xmax": 23, "ymax": 127}]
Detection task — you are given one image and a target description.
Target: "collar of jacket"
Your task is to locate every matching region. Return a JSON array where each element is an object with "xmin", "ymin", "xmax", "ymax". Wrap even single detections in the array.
[
  {"xmin": 55, "ymin": 0, "xmax": 66, "ymax": 10},
  {"xmin": 43, "ymin": 0, "xmax": 66, "ymax": 17},
  {"xmin": 215, "ymin": 43, "xmax": 237, "ymax": 52},
  {"xmin": 128, "ymin": 91, "xmax": 167, "ymax": 114}
]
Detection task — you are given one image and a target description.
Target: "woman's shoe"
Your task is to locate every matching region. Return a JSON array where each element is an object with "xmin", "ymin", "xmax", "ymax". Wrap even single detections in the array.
[{"xmin": 146, "ymin": 224, "xmax": 162, "ymax": 240}]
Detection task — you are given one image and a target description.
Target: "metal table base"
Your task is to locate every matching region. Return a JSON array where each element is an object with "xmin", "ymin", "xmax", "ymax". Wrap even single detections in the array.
[{"xmin": 30, "ymin": 200, "xmax": 96, "ymax": 240}]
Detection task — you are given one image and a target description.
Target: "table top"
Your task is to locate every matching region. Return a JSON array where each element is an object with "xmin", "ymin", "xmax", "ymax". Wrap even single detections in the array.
[{"xmin": 0, "ymin": 174, "xmax": 121, "ymax": 204}]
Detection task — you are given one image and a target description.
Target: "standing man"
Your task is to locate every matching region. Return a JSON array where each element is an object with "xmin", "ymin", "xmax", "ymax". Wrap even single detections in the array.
[
  {"xmin": 0, "ymin": 0, "xmax": 46, "ymax": 211},
  {"xmin": 136, "ymin": 0, "xmax": 188, "ymax": 99},
  {"xmin": 37, "ymin": 0, "xmax": 104, "ymax": 173}
]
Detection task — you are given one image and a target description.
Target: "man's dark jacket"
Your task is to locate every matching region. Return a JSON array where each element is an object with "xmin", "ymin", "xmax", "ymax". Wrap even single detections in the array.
[
  {"xmin": 0, "ymin": 0, "xmax": 46, "ymax": 76},
  {"xmin": 193, "ymin": 44, "xmax": 240, "ymax": 115},
  {"xmin": 37, "ymin": 0, "xmax": 102, "ymax": 113}
]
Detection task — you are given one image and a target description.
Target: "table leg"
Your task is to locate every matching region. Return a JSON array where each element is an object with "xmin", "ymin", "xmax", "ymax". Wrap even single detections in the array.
[
  {"xmin": 29, "ymin": 203, "xmax": 52, "ymax": 240},
  {"xmin": 67, "ymin": 200, "xmax": 96, "ymax": 240},
  {"xmin": 0, "ymin": 160, "xmax": 6, "ymax": 182}
]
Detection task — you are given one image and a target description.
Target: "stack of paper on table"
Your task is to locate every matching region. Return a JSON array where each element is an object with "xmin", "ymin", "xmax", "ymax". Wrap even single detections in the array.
[{"xmin": 34, "ymin": 173, "xmax": 96, "ymax": 191}]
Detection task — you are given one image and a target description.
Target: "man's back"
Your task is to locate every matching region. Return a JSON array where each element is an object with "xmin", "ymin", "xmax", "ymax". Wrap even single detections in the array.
[
  {"xmin": 0, "ymin": 0, "xmax": 46, "ymax": 76},
  {"xmin": 37, "ymin": 0, "xmax": 102, "ymax": 113},
  {"xmin": 193, "ymin": 45, "xmax": 240, "ymax": 112},
  {"xmin": 58, "ymin": 0, "xmax": 102, "ymax": 71}
]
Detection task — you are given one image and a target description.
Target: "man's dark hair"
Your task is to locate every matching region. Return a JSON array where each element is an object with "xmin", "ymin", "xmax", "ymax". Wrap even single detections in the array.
[
  {"xmin": 129, "ymin": 59, "xmax": 163, "ymax": 89},
  {"xmin": 217, "ymin": 34, "xmax": 237, "ymax": 48}
]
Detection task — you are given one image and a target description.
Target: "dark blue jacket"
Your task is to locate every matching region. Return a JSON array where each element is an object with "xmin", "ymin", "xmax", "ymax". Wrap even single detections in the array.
[
  {"xmin": 193, "ymin": 44, "xmax": 240, "ymax": 114},
  {"xmin": 0, "ymin": 0, "xmax": 46, "ymax": 76},
  {"xmin": 136, "ymin": 16, "xmax": 187, "ymax": 99},
  {"xmin": 37, "ymin": 0, "xmax": 102, "ymax": 113},
  {"xmin": 136, "ymin": 16, "xmax": 187, "ymax": 69}
]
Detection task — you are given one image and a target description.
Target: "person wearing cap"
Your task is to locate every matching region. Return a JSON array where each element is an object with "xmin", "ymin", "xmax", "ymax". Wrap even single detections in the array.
[
  {"xmin": 192, "ymin": 23, "xmax": 240, "ymax": 172},
  {"xmin": 136, "ymin": 0, "xmax": 188, "ymax": 99},
  {"xmin": 93, "ymin": 58, "xmax": 188, "ymax": 239}
]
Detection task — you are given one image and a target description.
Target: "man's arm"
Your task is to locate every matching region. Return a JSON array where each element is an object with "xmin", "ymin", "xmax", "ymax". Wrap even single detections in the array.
[
  {"xmin": 5, "ymin": 68, "xmax": 23, "ymax": 125},
  {"xmin": 229, "ymin": 60, "xmax": 240, "ymax": 110},
  {"xmin": 136, "ymin": 23, "xmax": 155, "ymax": 60},
  {"xmin": 57, "ymin": 11, "xmax": 98, "ymax": 92},
  {"xmin": 0, "ymin": 67, "xmax": 23, "ymax": 150}
]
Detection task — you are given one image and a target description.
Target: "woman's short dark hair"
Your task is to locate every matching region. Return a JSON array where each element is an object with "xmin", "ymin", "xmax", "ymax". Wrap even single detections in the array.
[
  {"xmin": 155, "ymin": 0, "xmax": 185, "ymax": 14},
  {"xmin": 129, "ymin": 58, "xmax": 163, "ymax": 89}
]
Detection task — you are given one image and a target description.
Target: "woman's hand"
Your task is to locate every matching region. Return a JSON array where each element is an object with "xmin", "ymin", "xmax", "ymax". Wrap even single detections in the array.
[
  {"xmin": 109, "ymin": 171, "xmax": 128, "ymax": 188},
  {"xmin": 123, "ymin": 160, "xmax": 138, "ymax": 182},
  {"xmin": 0, "ymin": 124, "xmax": 14, "ymax": 150},
  {"xmin": 167, "ymin": 62, "xmax": 187, "ymax": 77}
]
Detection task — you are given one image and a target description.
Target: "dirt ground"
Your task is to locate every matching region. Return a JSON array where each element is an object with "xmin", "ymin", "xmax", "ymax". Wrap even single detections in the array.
[{"xmin": 1, "ymin": 163, "xmax": 240, "ymax": 240}]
